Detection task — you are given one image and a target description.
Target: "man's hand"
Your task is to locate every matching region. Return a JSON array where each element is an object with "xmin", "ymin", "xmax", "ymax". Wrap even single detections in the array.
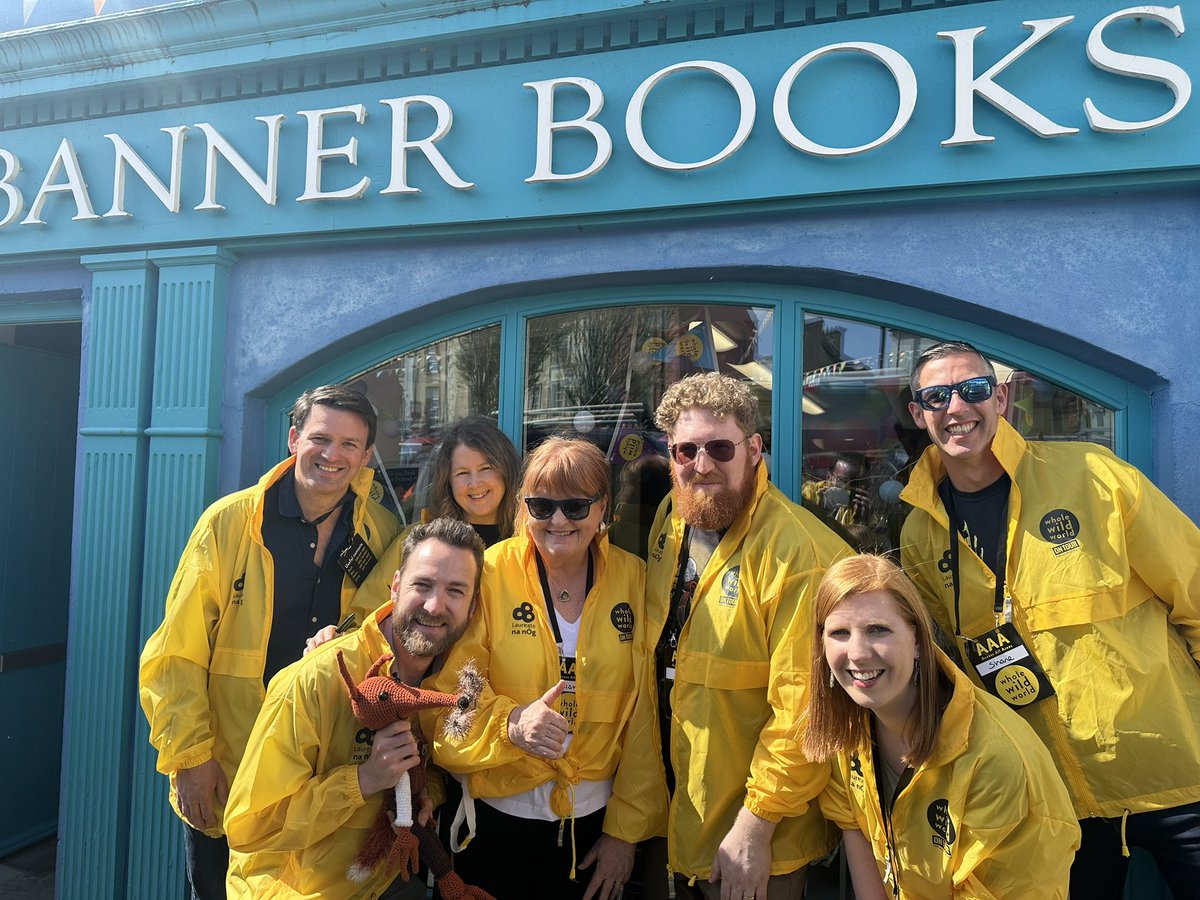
[
  {"xmin": 304, "ymin": 624, "xmax": 339, "ymax": 655},
  {"xmin": 507, "ymin": 681, "xmax": 569, "ymax": 759},
  {"xmin": 357, "ymin": 719, "xmax": 422, "ymax": 798},
  {"xmin": 580, "ymin": 834, "xmax": 635, "ymax": 900},
  {"xmin": 174, "ymin": 758, "xmax": 229, "ymax": 831},
  {"xmin": 710, "ymin": 807, "xmax": 776, "ymax": 900}
]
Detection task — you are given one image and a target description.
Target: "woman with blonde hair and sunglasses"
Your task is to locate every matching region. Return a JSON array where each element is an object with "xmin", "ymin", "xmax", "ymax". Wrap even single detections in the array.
[
  {"xmin": 425, "ymin": 437, "xmax": 649, "ymax": 900},
  {"xmin": 805, "ymin": 554, "xmax": 1079, "ymax": 900}
]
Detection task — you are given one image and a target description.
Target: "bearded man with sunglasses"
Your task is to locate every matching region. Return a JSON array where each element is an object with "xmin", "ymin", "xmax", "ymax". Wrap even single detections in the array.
[
  {"xmin": 610, "ymin": 372, "xmax": 850, "ymax": 900},
  {"xmin": 900, "ymin": 341, "xmax": 1200, "ymax": 899}
]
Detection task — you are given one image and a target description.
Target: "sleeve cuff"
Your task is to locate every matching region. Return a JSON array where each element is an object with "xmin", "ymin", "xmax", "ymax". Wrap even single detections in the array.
[
  {"xmin": 743, "ymin": 795, "xmax": 785, "ymax": 823},
  {"xmin": 495, "ymin": 699, "xmax": 519, "ymax": 749},
  {"xmin": 167, "ymin": 745, "xmax": 214, "ymax": 774}
]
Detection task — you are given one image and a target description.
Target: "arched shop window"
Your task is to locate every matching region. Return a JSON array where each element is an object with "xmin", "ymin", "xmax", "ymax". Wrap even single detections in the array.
[
  {"xmin": 800, "ymin": 314, "xmax": 1114, "ymax": 555},
  {"xmin": 279, "ymin": 289, "xmax": 1129, "ymax": 557}
]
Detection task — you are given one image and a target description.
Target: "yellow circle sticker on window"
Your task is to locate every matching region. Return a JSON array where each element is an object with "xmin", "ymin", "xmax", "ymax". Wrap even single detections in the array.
[
  {"xmin": 619, "ymin": 434, "xmax": 644, "ymax": 460},
  {"xmin": 641, "ymin": 337, "xmax": 667, "ymax": 354},
  {"xmin": 677, "ymin": 334, "xmax": 703, "ymax": 360}
]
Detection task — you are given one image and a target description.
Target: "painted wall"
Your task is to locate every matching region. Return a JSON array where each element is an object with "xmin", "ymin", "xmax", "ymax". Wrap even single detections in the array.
[{"xmin": 222, "ymin": 189, "xmax": 1197, "ymax": 513}]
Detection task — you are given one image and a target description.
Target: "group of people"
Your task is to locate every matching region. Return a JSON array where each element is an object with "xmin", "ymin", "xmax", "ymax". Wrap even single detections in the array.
[{"xmin": 138, "ymin": 340, "xmax": 1200, "ymax": 900}]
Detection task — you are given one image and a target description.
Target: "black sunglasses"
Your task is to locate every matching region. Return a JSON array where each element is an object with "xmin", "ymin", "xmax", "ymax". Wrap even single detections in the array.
[
  {"xmin": 913, "ymin": 376, "xmax": 997, "ymax": 412},
  {"xmin": 668, "ymin": 436, "xmax": 750, "ymax": 465},
  {"xmin": 524, "ymin": 496, "xmax": 601, "ymax": 521}
]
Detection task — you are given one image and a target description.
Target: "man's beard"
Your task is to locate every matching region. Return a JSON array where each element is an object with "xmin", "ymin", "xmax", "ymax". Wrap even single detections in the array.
[
  {"xmin": 672, "ymin": 458, "xmax": 756, "ymax": 532},
  {"xmin": 392, "ymin": 610, "xmax": 468, "ymax": 659}
]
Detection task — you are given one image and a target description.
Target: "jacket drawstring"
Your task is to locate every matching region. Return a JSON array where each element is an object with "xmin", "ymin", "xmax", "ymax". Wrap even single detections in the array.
[
  {"xmin": 554, "ymin": 782, "xmax": 578, "ymax": 880},
  {"xmin": 1120, "ymin": 808, "xmax": 1131, "ymax": 858},
  {"xmin": 550, "ymin": 765, "xmax": 580, "ymax": 880},
  {"xmin": 448, "ymin": 777, "xmax": 477, "ymax": 853}
]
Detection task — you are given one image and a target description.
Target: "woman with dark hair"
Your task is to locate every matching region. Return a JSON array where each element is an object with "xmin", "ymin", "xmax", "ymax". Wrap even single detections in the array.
[
  {"xmin": 805, "ymin": 554, "xmax": 1079, "ymax": 900},
  {"xmin": 425, "ymin": 415, "xmax": 522, "ymax": 546},
  {"xmin": 342, "ymin": 417, "xmax": 520, "ymax": 630},
  {"xmin": 425, "ymin": 437, "xmax": 648, "ymax": 900}
]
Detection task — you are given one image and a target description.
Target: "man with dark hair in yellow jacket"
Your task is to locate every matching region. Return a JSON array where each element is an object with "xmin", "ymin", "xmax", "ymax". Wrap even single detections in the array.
[
  {"xmin": 901, "ymin": 340, "xmax": 1200, "ymax": 899},
  {"xmin": 614, "ymin": 372, "xmax": 850, "ymax": 900},
  {"xmin": 139, "ymin": 385, "xmax": 399, "ymax": 900},
  {"xmin": 224, "ymin": 518, "xmax": 484, "ymax": 899}
]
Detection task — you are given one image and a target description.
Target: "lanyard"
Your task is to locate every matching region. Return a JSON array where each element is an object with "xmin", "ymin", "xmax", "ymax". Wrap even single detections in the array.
[
  {"xmin": 669, "ymin": 525, "xmax": 695, "ymax": 632},
  {"xmin": 870, "ymin": 728, "xmax": 913, "ymax": 900},
  {"xmin": 944, "ymin": 486, "xmax": 1008, "ymax": 637},
  {"xmin": 535, "ymin": 551, "xmax": 594, "ymax": 646}
]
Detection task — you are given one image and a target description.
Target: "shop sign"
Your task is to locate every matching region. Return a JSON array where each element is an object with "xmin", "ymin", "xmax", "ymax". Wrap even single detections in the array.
[{"xmin": 0, "ymin": 3, "xmax": 1192, "ymax": 246}]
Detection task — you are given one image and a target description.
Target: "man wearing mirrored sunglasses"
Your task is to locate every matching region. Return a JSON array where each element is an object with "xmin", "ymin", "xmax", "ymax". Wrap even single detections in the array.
[
  {"xmin": 900, "ymin": 340, "xmax": 1200, "ymax": 899},
  {"xmin": 607, "ymin": 372, "xmax": 850, "ymax": 900}
]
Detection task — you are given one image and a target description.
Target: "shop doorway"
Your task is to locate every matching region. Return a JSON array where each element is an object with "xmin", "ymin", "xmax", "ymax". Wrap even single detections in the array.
[{"xmin": 0, "ymin": 321, "xmax": 81, "ymax": 856}]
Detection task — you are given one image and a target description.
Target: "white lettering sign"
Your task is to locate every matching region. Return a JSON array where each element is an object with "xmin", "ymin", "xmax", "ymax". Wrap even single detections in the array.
[
  {"xmin": 0, "ymin": 4, "xmax": 1187, "ymax": 229},
  {"xmin": 1085, "ymin": 5, "xmax": 1191, "ymax": 132},
  {"xmin": 525, "ymin": 77, "xmax": 612, "ymax": 183}
]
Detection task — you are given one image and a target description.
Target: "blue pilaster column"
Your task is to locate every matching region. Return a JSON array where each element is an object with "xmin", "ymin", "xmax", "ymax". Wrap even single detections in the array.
[
  {"xmin": 59, "ymin": 252, "xmax": 158, "ymax": 900},
  {"xmin": 125, "ymin": 247, "xmax": 236, "ymax": 900}
]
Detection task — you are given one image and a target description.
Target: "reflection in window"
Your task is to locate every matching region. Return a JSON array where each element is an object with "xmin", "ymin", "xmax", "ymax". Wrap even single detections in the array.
[
  {"xmin": 800, "ymin": 314, "xmax": 1114, "ymax": 554},
  {"xmin": 525, "ymin": 304, "xmax": 773, "ymax": 558},
  {"xmin": 344, "ymin": 325, "xmax": 501, "ymax": 525}
]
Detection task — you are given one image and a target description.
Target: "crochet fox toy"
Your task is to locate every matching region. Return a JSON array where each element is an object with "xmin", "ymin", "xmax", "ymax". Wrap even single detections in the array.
[{"xmin": 337, "ymin": 650, "xmax": 493, "ymax": 900}]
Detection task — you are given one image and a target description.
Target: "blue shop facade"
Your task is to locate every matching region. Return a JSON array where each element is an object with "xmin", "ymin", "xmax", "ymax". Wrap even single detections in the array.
[{"xmin": 0, "ymin": 0, "xmax": 1195, "ymax": 896}]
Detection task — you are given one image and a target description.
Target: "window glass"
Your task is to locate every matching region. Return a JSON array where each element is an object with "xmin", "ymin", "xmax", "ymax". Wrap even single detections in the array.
[
  {"xmin": 346, "ymin": 325, "xmax": 501, "ymax": 525},
  {"xmin": 801, "ymin": 314, "xmax": 1115, "ymax": 553},
  {"xmin": 524, "ymin": 304, "xmax": 774, "ymax": 558}
]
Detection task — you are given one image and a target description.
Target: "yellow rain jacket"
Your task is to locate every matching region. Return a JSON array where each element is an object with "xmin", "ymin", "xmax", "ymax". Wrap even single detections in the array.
[
  {"xmin": 224, "ymin": 603, "xmax": 424, "ymax": 899},
  {"xmin": 423, "ymin": 528, "xmax": 648, "ymax": 840},
  {"xmin": 820, "ymin": 650, "xmax": 1080, "ymax": 899},
  {"xmin": 900, "ymin": 418, "xmax": 1200, "ymax": 819},
  {"xmin": 139, "ymin": 456, "xmax": 399, "ymax": 836},
  {"xmin": 616, "ymin": 464, "xmax": 850, "ymax": 881}
]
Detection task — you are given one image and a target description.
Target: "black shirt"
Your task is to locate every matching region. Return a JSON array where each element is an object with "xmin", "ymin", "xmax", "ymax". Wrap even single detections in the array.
[
  {"xmin": 471, "ymin": 522, "xmax": 502, "ymax": 548},
  {"xmin": 938, "ymin": 474, "xmax": 1011, "ymax": 582},
  {"xmin": 260, "ymin": 475, "xmax": 354, "ymax": 684}
]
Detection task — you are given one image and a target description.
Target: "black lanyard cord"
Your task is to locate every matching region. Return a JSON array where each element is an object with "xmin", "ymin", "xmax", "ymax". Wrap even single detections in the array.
[
  {"xmin": 535, "ymin": 551, "xmax": 595, "ymax": 646},
  {"xmin": 944, "ymin": 486, "xmax": 1008, "ymax": 637}
]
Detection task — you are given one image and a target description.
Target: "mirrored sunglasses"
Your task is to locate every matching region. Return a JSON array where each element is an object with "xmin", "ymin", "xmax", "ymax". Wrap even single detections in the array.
[
  {"xmin": 913, "ymin": 375, "xmax": 997, "ymax": 412},
  {"xmin": 669, "ymin": 436, "xmax": 749, "ymax": 465},
  {"xmin": 524, "ymin": 496, "xmax": 601, "ymax": 521}
]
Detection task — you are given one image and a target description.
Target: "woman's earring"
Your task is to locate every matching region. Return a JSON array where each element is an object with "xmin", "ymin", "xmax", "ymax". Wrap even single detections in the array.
[
  {"xmin": 912, "ymin": 657, "xmax": 921, "ymax": 686},
  {"xmin": 829, "ymin": 668, "xmax": 836, "ymax": 689}
]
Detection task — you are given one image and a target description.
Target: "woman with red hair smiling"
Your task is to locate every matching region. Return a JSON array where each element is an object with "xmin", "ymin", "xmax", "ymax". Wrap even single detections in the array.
[{"xmin": 805, "ymin": 554, "xmax": 1079, "ymax": 900}]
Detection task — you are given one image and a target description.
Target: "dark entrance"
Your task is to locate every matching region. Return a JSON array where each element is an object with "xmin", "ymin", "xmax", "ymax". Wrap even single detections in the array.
[{"xmin": 0, "ymin": 321, "xmax": 81, "ymax": 856}]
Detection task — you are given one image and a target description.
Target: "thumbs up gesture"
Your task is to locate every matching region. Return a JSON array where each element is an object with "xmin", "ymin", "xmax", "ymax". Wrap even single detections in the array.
[{"xmin": 507, "ymin": 680, "xmax": 569, "ymax": 759}]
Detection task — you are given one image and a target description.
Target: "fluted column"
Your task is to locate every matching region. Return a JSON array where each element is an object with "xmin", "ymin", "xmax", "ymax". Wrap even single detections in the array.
[
  {"xmin": 60, "ymin": 252, "xmax": 158, "ymax": 900},
  {"xmin": 124, "ymin": 247, "xmax": 235, "ymax": 900}
]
